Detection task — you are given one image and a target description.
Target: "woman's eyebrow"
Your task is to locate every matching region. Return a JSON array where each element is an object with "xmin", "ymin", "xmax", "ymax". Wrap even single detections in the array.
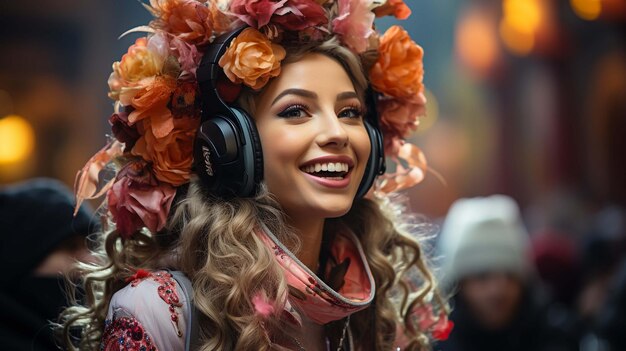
[
  {"xmin": 337, "ymin": 91, "xmax": 359, "ymax": 101},
  {"xmin": 271, "ymin": 88, "xmax": 318, "ymax": 106}
]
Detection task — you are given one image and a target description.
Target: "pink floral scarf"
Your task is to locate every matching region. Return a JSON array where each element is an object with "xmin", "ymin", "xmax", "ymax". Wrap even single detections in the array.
[{"xmin": 256, "ymin": 223, "xmax": 375, "ymax": 326}]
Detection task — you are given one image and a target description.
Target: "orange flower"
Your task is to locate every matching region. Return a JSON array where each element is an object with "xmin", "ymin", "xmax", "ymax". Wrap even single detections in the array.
[
  {"xmin": 218, "ymin": 27, "xmax": 286, "ymax": 90},
  {"xmin": 108, "ymin": 37, "xmax": 165, "ymax": 104},
  {"xmin": 208, "ymin": 0, "xmax": 233, "ymax": 35},
  {"xmin": 370, "ymin": 25, "xmax": 424, "ymax": 100},
  {"xmin": 378, "ymin": 93, "xmax": 426, "ymax": 138},
  {"xmin": 128, "ymin": 76, "xmax": 177, "ymax": 139},
  {"xmin": 373, "ymin": 0, "xmax": 411, "ymax": 20},
  {"xmin": 149, "ymin": 0, "xmax": 214, "ymax": 46},
  {"xmin": 132, "ymin": 116, "xmax": 200, "ymax": 186}
]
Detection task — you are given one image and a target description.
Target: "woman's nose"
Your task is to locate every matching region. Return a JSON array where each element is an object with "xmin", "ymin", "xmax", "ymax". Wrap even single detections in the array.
[{"xmin": 316, "ymin": 112, "xmax": 349, "ymax": 148}]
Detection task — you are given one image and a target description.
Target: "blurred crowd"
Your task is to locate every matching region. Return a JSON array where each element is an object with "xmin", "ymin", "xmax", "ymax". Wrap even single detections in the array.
[
  {"xmin": 2, "ymin": 178, "xmax": 625, "ymax": 351},
  {"xmin": 0, "ymin": 179, "xmax": 95, "ymax": 350},
  {"xmin": 435, "ymin": 195, "xmax": 626, "ymax": 351}
]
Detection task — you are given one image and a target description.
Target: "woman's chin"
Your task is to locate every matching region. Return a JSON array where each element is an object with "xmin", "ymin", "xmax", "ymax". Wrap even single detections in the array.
[{"xmin": 313, "ymin": 199, "xmax": 355, "ymax": 219}]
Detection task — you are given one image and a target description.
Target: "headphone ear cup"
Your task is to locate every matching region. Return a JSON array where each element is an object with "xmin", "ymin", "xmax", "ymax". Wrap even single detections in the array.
[
  {"xmin": 193, "ymin": 107, "xmax": 263, "ymax": 198},
  {"xmin": 194, "ymin": 115, "xmax": 241, "ymax": 195},
  {"xmin": 232, "ymin": 107, "xmax": 264, "ymax": 192},
  {"xmin": 356, "ymin": 120, "xmax": 384, "ymax": 198}
]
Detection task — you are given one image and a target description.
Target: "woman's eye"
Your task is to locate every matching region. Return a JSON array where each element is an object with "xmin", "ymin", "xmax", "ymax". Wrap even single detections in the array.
[
  {"xmin": 277, "ymin": 105, "xmax": 310, "ymax": 118},
  {"xmin": 338, "ymin": 107, "xmax": 363, "ymax": 119}
]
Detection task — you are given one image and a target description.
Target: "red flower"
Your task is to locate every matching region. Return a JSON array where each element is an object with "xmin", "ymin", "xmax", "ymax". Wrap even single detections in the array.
[
  {"xmin": 230, "ymin": 0, "xmax": 327, "ymax": 31},
  {"xmin": 109, "ymin": 111, "xmax": 140, "ymax": 150},
  {"xmin": 272, "ymin": 0, "xmax": 328, "ymax": 31},
  {"xmin": 107, "ymin": 160, "xmax": 176, "ymax": 238},
  {"xmin": 168, "ymin": 81, "xmax": 200, "ymax": 118},
  {"xmin": 230, "ymin": 0, "xmax": 286, "ymax": 28}
]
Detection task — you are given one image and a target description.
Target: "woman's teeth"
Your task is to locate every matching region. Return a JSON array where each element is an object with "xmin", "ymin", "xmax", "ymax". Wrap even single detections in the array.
[{"xmin": 302, "ymin": 162, "xmax": 349, "ymax": 178}]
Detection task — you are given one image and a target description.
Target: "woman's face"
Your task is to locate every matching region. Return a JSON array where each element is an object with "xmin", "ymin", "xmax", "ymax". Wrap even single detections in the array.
[{"xmin": 253, "ymin": 53, "xmax": 371, "ymax": 221}]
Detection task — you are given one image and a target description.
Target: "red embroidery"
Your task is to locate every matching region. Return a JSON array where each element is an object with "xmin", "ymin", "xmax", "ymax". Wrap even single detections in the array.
[
  {"xmin": 129, "ymin": 270, "xmax": 184, "ymax": 337},
  {"xmin": 101, "ymin": 316, "xmax": 157, "ymax": 351},
  {"xmin": 126, "ymin": 269, "xmax": 151, "ymax": 283},
  {"xmin": 273, "ymin": 244, "xmax": 287, "ymax": 259}
]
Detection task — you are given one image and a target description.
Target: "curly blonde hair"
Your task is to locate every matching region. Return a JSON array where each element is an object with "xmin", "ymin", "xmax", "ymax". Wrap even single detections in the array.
[{"xmin": 60, "ymin": 38, "xmax": 446, "ymax": 351}]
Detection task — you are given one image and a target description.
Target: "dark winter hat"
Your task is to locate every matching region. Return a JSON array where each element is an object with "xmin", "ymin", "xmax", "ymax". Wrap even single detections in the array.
[{"xmin": 0, "ymin": 178, "xmax": 95, "ymax": 284}]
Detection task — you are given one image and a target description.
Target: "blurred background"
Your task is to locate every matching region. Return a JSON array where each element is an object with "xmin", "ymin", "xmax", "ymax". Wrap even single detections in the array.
[
  {"xmin": 2, "ymin": 0, "xmax": 624, "ymax": 218},
  {"xmin": 0, "ymin": 0, "xmax": 625, "ymax": 349}
]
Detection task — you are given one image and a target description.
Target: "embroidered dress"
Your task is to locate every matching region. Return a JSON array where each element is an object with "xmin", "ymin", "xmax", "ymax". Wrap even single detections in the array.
[
  {"xmin": 100, "ymin": 225, "xmax": 374, "ymax": 350},
  {"xmin": 102, "ymin": 271, "xmax": 188, "ymax": 351}
]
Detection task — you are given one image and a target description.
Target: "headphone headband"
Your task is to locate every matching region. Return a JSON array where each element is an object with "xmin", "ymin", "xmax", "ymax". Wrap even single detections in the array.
[{"xmin": 196, "ymin": 27, "xmax": 247, "ymax": 119}]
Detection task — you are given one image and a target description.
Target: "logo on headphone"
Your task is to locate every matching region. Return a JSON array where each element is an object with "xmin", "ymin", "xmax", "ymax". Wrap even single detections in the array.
[{"xmin": 202, "ymin": 146, "xmax": 214, "ymax": 176}]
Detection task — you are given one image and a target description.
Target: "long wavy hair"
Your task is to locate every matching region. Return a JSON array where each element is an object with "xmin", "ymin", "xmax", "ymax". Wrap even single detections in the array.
[{"xmin": 59, "ymin": 38, "xmax": 446, "ymax": 351}]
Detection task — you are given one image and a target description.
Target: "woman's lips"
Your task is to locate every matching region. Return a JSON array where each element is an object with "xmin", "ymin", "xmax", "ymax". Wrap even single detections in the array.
[{"xmin": 302, "ymin": 170, "xmax": 352, "ymax": 189}]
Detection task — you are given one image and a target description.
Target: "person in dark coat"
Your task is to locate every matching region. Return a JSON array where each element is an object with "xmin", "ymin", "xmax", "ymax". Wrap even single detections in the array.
[{"xmin": 0, "ymin": 178, "xmax": 95, "ymax": 351}]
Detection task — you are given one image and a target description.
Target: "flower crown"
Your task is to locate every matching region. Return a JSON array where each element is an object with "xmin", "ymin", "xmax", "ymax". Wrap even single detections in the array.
[{"xmin": 75, "ymin": 0, "xmax": 429, "ymax": 238}]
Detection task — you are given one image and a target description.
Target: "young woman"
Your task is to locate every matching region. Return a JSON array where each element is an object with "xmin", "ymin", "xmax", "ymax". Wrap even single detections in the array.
[{"xmin": 61, "ymin": 0, "xmax": 448, "ymax": 350}]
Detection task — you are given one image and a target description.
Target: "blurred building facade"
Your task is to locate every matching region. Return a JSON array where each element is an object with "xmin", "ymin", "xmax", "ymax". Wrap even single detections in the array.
[{"xmin": 1, "ymin": 0, "xmax": 625, "ymax": 224}]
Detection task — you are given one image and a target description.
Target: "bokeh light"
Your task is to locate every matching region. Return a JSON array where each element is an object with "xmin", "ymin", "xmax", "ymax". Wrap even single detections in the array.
[
  {"xmin": 571, "ymin": 0, "xmax": 602, "ymax": 20},
  {"xmin": 503, "ymin": 0, "xmax": 543, "ymax": 35},
  {"xmin": 499, "ymin": 19, "xmax": 535, "ymax": 55},
  {"xmin": 455, "ymin": 8, "xmax": 499, "ymax": 75},
  {"xmin": 500, "ymin": 0, "xmax": 544, "ymax": 56},
  {"xmin": 0, "ymin": 115, "xmax": 35, "ymax": 165}
]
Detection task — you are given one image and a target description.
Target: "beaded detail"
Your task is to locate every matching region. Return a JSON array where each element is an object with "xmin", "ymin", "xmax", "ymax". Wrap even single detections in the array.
[
  {"xmin": 101, "ymin": 316, "xmax": 157, "ymax": 351},
  {"xmin": 129, "ymin": 270, "xmax": 184, "ymax": 337}
]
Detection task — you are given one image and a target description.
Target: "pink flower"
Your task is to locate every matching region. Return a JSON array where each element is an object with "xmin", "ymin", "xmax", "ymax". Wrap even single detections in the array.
[
  {"xmin": 107, "ymin": 160, "xmax": 176, "ymax": 238},
  {"xmin": 332, "ymin": 0, "xmax": 375, "ymax": 53},
  {"xmin": 229, "ymin": 0, "xmax": 327, "ymax": 31},
  {"xmin": 378, "ymin": 142, "xmax": 427, "ymax": 193},
  {"xmin": 272, "ymin": 0, "xmax": 328, "ymax": 31},
  {"xmin": 230, "ymin": 0, "xmax": 287, "ymax": 28},
  {"xmin": 149, "ymin": 31, "xmax": 201, "ymax": 78},
  {"xmin": 252, "ymin": 291, "xmax": 275, "ymax": 318}
]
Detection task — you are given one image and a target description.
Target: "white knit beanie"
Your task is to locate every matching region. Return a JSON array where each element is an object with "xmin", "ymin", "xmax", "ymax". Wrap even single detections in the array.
[{"xmin": 437, "ymin": 195, "xmax": 531, "ymax": 288}]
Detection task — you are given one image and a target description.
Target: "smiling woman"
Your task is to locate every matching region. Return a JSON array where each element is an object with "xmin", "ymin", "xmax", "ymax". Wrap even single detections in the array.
[
  {"xmin": 59, "ymin": 1, "xmax": 447, "ymax": 350},
  {"xmin": 251, "ymin": 51, "xmax": 372, "ymax": 270}
]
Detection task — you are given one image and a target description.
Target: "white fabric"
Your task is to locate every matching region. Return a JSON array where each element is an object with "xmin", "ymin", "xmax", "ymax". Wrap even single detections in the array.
[{"xmin": 106, "ymin": 277, "xmax": 188, "ymax": 351}]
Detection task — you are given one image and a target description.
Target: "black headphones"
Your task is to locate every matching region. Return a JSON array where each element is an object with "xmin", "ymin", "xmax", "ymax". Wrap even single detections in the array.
[{"xmin": 194, "ymin": 27, "xmax": 385, "ymax": 198}]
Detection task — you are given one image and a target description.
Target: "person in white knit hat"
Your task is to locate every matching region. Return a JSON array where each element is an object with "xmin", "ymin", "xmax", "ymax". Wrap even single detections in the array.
[
  {"xmin": 438, "ymin": 194, "xmax": 531, "ymax": 290},
  {"xmin": 436, "ymin": 195, "xmax": 577, "ymax": 351}
]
